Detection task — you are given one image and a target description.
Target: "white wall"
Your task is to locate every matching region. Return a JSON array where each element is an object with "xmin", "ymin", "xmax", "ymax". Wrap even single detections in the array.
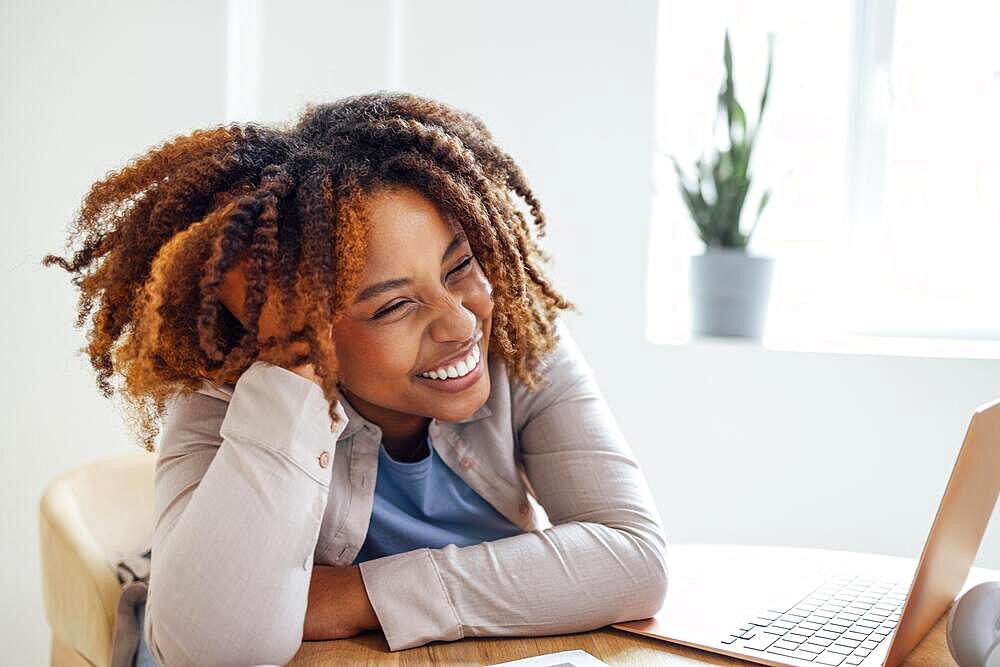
[
  {"xmin": 3, "ymin": 1, "xmax": 228, "ymax": 664},
  {"xmin": 3, "ymin": 1, "xmax": 996, "ymax": 665}
]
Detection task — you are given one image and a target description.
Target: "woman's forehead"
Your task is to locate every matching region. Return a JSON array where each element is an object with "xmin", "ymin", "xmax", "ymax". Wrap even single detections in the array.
[{"xmin": 362, "ymin": 186, "xmax": 465, "ymax": 253}]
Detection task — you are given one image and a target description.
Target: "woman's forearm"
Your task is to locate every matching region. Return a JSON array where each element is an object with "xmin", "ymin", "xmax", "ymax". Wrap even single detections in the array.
[{"xmin": 304, "ymin": 564, "xmax": 381, "ymax": 640}]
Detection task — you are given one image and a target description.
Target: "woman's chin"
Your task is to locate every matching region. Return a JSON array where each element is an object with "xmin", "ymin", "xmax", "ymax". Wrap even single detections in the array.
[{"xmin": 426, "ymin": 375, "xmax": 491, "ymax": 423}]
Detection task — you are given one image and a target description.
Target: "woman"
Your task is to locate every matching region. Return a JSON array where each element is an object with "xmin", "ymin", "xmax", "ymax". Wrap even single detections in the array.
[{"xmin": 43, "ymin": 91, "xmax": 669, "ymax": 666}]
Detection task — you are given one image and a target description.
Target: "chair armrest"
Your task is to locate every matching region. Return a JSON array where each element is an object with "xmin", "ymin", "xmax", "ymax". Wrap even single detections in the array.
[{"xmin": 38, "ymin": 451, "xmax": 155, "ymax": 667}]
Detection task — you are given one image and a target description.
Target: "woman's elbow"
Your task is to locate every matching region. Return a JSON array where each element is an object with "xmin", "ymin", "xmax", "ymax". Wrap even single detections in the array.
[
  {"xmin": 631, "ymin": 539, "xmax": 669, "ymax": 619},
  {"xmin": 646, "ymin": 560, "xmax": 670, "ymax": 617},
  {"xmin": 621, "ymin": 563, "xmax": 668, "ymax": 622},
  {"xmin": 145, "ymin": 597, "xmax": 303, "ymax": 667}
]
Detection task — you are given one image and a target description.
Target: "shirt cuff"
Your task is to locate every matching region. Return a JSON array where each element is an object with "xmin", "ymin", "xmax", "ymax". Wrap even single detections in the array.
[
  {"xmin": 219, "ymin": 360, "xmax": 338, "ymax": 486},
  {"xmin": 357, "ymin": 548, "xmax": 464, "ymax": 651}
]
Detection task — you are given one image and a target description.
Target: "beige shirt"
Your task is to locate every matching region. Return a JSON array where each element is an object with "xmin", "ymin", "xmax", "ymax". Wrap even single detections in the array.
[{"xmin": 143, "ymin": 318, "xmax": 669, "ymax": 666}]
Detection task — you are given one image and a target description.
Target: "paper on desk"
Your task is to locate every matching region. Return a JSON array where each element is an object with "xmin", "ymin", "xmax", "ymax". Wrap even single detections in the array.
[{"xmin": 486, "ymin": 649, "xmax": 610, "ymax": 667}]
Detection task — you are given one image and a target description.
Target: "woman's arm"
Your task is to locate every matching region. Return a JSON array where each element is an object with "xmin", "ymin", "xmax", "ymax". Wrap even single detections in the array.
[
  {"xmin": 304, "ymin": 563, "xmax": 380, "ymax": 640},
  {"xmin": 356, "ymin": 318, "xmax": 669, "ymax": 651},
  {"xmin": 143, "ymin": 361, "xmax": 349, "ymax": 667}
]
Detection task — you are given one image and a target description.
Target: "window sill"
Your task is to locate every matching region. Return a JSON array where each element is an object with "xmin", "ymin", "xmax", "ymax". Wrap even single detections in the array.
[{"xmin": 647, "ymin": 331, "xmax": 1000, "ymax": 360}]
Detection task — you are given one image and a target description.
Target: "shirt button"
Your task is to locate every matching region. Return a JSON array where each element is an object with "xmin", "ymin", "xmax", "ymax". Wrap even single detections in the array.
[
  {"xmin": 460, "ymin": 456, "xmax": 474, "ymax": 469},
  {"xmin": 318, "ymin": 451, "xmax": 330, "ymax": 468},
  {"xmin": 519, "ymin": 502, "xmax": 530, "ymax": 515}
]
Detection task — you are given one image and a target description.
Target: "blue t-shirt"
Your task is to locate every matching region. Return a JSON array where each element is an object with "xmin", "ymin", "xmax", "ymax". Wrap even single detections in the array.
[{"xmin": 352, "ymin": 431, "xmax": 523, "ymax": 564}]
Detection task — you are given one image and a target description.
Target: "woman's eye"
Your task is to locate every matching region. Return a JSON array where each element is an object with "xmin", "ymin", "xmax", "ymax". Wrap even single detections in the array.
[
  {"xmin": 449, "ymin": 256, "xmax": 474, "ymax": 276},
  {"xmin": 372, "ymin": 301, "xmax": 408, "ymax": 320},
  {"xmin": 371, "ymin": 257, "xmax": 475, "ymax": 320}
]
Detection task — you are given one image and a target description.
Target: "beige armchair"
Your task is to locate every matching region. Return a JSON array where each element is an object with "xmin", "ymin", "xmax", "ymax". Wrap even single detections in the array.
[{"xmin": 39, "ymin": 451, "xmax": 156, "ymax": 667}]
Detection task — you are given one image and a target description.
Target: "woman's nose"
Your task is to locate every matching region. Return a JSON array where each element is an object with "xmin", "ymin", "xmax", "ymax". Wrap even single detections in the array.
[{"xmin": 430, "ymin": 295, "xmax": 478, "ymax": 342}]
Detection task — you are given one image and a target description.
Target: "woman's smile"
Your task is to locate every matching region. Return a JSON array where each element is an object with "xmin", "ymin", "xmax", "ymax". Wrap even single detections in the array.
[{"xmin": 414, "ymin": 336, "xmax": 485, "ymax": 394}]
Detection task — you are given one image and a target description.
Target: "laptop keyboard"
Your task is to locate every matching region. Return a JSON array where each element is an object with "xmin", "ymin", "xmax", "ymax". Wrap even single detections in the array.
[{"xmin": 721, "ymin": 569, "xmax": 906, "ymax": 665}]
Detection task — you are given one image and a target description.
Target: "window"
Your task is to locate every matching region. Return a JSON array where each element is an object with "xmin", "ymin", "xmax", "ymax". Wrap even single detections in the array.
[{"xmin": 648, "ymin": 0, "xmax": 1000, "ymax": 348}]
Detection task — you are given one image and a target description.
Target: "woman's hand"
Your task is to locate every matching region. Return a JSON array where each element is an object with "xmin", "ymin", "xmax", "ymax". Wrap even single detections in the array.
[
  {"xmin": 303, "ymin": 564, "xmax": 381, "ymax": 641},
  {"xmin": 217, "ymin": 255, "xmax": 328, "ymax": 385}
]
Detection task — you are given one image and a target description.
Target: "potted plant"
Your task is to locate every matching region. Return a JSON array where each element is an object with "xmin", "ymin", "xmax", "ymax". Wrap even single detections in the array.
[{"xmin": 670, "ymin": 29, "xmax": 775, "ymax": 339}]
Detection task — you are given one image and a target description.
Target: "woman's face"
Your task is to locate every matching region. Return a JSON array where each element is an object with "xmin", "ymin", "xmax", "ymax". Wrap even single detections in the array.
[{"xmin": 331, "ymin": 184, "xmax": 494, "ymax": 437}]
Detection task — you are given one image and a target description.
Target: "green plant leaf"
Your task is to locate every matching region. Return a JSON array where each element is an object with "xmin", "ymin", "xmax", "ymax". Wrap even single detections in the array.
[
  {"xmin": 721, "ymin": 29, "xmax": 748, "ymax": 146},
  {"xmin": 744, "ymin": 188, "xmax": 772, "ymax": 245},
  {"xmin": 751, "ymin": 32, "xmax": 775, "ymax": 149}
]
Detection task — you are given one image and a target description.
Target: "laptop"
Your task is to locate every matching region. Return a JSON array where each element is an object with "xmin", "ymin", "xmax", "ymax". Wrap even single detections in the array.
[{"xmin": 612, "ymin": 397, "xmax": 1000, "ymax": 666}]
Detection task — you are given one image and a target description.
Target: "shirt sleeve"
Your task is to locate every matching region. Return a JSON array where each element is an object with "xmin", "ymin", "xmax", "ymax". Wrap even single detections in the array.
[
  {"xmin": 357, "ymin": 318, "xmax": 670, "ymax": 651},
  {"xmin": 143, "ymin": 360, "xmax": 347, "ymax": 667}
]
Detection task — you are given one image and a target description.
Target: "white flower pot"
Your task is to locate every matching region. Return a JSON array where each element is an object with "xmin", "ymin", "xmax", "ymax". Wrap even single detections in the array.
[{"xmin": 689, "ymin": 248, "xmax": 774, "ymax": 339}]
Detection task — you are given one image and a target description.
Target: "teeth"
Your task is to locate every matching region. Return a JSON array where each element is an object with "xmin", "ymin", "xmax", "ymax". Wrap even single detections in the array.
[{"xmin": 421, "ymin": 343, "xmax": 480, "ymax": 380}]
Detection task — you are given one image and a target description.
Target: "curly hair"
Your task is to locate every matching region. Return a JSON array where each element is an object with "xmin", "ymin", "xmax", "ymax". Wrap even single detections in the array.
[{"xmin": 41, "ymin": 91, "xmax": 577, "ymax": 452}]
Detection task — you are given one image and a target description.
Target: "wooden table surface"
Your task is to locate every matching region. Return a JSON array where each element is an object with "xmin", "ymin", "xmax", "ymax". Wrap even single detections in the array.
[{"xmin": 289, "ymin": 600, "xmax": 957, "ymax": 666}]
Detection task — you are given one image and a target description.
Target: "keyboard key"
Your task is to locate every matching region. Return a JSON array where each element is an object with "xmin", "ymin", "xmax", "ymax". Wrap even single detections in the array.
[
  {"xmin": 836, "ymin": 637, "xmax": 862, "ymax": 648},
  {"xmin": 854, "ymin": 648, "xmax": 872, "ymax": 657},
  {"xmin": 845, "ymin": 657, "xmax": 865, "ymax": 665},
  {"xmin": 801, "ymin": 621, "xmax": 824, "ymax": 631},
  {"xmin": 721, "ymin": 635, "xmax": 740, "ymax": 644},
  {"xmin": 798, "ymin": 642, "xmax": 825, "ymax": 654},
  {"xmin": 774, "ymin": 620, "xmax": 797, "ymax": 629},
  {"xmin": 772, "ymin": 646, "xmax": 820, "ymax": 661},
  {"xmin": 817, "ymin": 630, "xmax": 842, "ymax": 640},
  {"xmin": 828, "ymin": 643, "xmax": 854, "ymax": 655},
  {"xmin": 763, "ymin": 627, "xmax": 788, "ymax": 636},
  {"xmin": 815, "ymin": 652, "xmax": 846, "ymax": 665},
  {"xmin": 861, "ymin": 640, "xmax": 878, "ymax": 649},
  {"xmin": 775, "ymin": 640, "xmax": 801, "ymax": 650},
  {"xmin": 806, "ymin": 637, "xmax": 834, "ymax": 648},
  {"xmin": 767, "ymin": 645, "xmax": 818, "ymax": 661},
  {"xmin": 743, "ymin": 633, "xmax": 779, "ymax": 650}
]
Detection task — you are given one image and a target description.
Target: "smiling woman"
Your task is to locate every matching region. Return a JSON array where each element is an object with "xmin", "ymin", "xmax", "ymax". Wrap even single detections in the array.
[{"xmin": 41, "ymin": 91, "xmax": 668, "ymax": 665}]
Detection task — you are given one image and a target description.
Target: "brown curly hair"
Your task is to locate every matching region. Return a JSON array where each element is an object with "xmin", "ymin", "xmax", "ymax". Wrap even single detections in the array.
[{"xmin": 41, "ymin": 91, "xmax": 577, "ymax": 452}]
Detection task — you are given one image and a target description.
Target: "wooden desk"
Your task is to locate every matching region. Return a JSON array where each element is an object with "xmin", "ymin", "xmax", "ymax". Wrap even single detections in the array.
[{"xmin": 289, "ymin": 609, "xmax": 954, "ymax": 666}]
